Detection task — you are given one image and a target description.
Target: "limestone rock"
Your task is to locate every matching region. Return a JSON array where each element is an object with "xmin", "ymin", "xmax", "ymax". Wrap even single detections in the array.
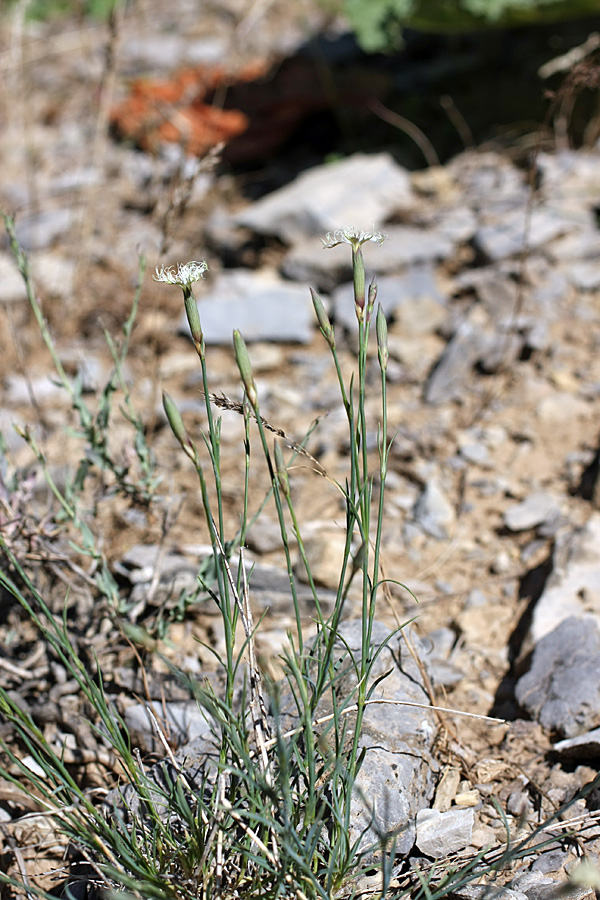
[
  {"xmin": 516, "ymin": 616, "xmax": 600, "ymax": 738},
  {"xmin": 415, "ymin": 806, "xmax": 474, "ymax": 858},
  {"xmin": 233, "ymin": 153, "xmax": 413, "ymax": 243}
]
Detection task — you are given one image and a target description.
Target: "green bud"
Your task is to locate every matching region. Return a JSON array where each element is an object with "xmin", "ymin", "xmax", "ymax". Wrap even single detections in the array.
[
  {"xmin": 366, "ymin": 276, "xmax": 378, "ymax": 324},
  {"xmin": 376, "ymin": 303, "xmax": 388, "ymax": 372},
  {"xmin": 162, "ymin": 391, "xmax": 196, "ymax": 461},
  {"xmin": 352, "ymin": 245, "xmax": 366, "ymax": 323},
  {"xmin": 183, "ymin": 288, "xmax": 204, "ymax": 358},
  {"xmin": 273, "ymin": 440, "xmax": 290, "ymax": 499},
  {"xmin": 233, "ymin": 330, "xmax": 258, "ymax": 409},
  {"xmin": 310, "ymin": 288, "xmax": 335, "ymax": 349}
]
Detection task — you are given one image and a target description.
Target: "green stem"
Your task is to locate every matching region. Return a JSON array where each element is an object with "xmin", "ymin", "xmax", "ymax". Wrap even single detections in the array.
[
  {"xmin": 253, "ymin": 410, "xmax": 304, "ymax": 656},
  {"xmin": 371, "ymin": 364, "xmax": 389, "ymax": 623}
]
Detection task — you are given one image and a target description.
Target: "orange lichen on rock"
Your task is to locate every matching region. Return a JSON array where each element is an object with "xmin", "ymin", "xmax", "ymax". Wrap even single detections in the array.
[{"xmin": 110, "ymin": 61, "xmax": 266, "ymax": 155}]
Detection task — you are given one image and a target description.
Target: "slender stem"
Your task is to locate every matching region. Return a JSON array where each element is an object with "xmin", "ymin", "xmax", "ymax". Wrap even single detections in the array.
[
  {"xmin": 252, "ymin": 408, "xmax": 304, "ymax": 655},
  {"xmin": 371, "ymin": 364, "xmax": 388, "ymax": 623},
  {"xmin": 286, "ymin": 500, "xmax": 325, "ymax": 628}
]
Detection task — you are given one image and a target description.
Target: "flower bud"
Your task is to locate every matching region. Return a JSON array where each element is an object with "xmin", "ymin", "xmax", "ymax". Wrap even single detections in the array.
[
  {"xmin": 233, "ymin": 330, "xmax": 258, "ymax": 409},
  {"xmin": 352, "ymin": 246, "xmax": 366, "ymax": 322},
  {"xmin": 162, "ymin": 391, "xmax": 197, "ymax": 461},
  {"xmin": 183, "ymin": 289, "xmax": 204, "ymax": 358},
  {"xmin": 273, "ymin": 440, "xmax": 290, "ymax": 499},
  {"xmin": 376, "ymin": 303, "xmax": 388, "ymax": 372},
  {"xmin": 310, "ymin": 288, "xmax": 335, "ymax": 349},
  {"xmin": 366, "ymin": 276, "xmax": 378, "ymax": 324}
]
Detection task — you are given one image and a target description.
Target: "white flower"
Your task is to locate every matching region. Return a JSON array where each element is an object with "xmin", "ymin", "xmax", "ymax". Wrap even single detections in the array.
[
  {"xmin": 322, "ymin": 227, "xmax": 388, "ymax": 250},
  {"xmin": 153, "ymin": 260, "xmax": 208, "ymax": 286}
]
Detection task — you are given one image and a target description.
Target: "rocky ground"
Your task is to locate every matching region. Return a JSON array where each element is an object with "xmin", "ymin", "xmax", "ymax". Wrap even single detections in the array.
[{"xmin": 2, "ymin": 1, "xmax": 600, "ymax": 897}]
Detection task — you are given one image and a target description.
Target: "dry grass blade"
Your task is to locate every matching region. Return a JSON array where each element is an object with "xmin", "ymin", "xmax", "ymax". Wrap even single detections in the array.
[
  {"xmin": 207, "ymin": 390, "xmax": 329, "ymax": 477},
  {"xmin": 207, "ymin": 391, "xmax": 286, "ymax": 438},
  {"xmin": 261, "ymin": 698, "xmax": 503, "ymax": 754}
]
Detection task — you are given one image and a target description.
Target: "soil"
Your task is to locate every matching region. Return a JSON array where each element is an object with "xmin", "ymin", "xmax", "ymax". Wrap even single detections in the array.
[{"xmin": 1, "ymin": 0, "xmax": 600, "ymax": 896}]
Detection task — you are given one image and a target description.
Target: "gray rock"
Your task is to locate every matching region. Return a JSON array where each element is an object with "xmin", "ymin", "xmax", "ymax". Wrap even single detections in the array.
[
  {"xmin": 332, "ymin": 266, "xmax": 445, "ymax": 332},
  {"xmin": 567, "ymin": 262, "xmax": 600, "ymax": 291},
  {"xmin": 233, "ymin": 153, "xmax": 413, "ymax": 243},
  {"xmin": 424, "ymin": 320, "xmax": 481, "ymax": 405},
  {"xmin": 530, "ymin": 849, "xmax": 569, "ymax": 875},
  {"xmin": 393, "ymin": 290, "xmax": 448, "ymax": 338},
  {"xmin": 15, "ymin": 208, "xmax": 74, "ymax": 251},
  {"xmin": 120, "ymin": 34, "xmax": 187, "ymax": 69},
  {"xmin": 33, "ymin": 252, "xmax": 76, "ymax": 298},
  {"xmin": 115, "ymin": 544, "xmax": 203, "ymax": 617},
  {"xmin": 120, "ymin": 34, "xmax": 226, "ymax": 71},
  {"xmin": 232, "ymin": 559, "xmax": 338, "ymax": 619},
  {"xmin": 529, "ymin": 513, "xmax": 600, "ymax": 644},
  {"xmin": 76, "ymin": 354, "xmax": 105, "ymax": 393},
  {"xmin": 511, "ymin": 872, "xmax": 557, "ymax": 895},
  {"xmin": 125, "ymin": 700, "xmax": 214, "ymax": 752},
  {"xmin": 370, "ymin": 225, "xmax": 453, "ymax": 268},
  {"xmin": 538, "ymin": 149, "xmax": 600, "ymax": 208},
  {"xmin": 451, "ymin": 888, "xmax": 527, "ymax": 900},
  {"xmin": 330, "ymin": 620, "xmax": 437, "ymax": 857},
  {"xmin": 515, "ymin": 616, "xmax": 600, "ymax": 738},
  {"xmin": 414, "ymin": 479, "xmax": 456, "ymax": 540},
  {"xmin": 552, "ymin": 727, "xmax": 600, "ymax": 759},
  {"xmin": 4, "ymin": 374, "xmax": 63, "ymax": 406},
  {"xmin": 536, "ymin": 391, "xmax": 591, "ymax": 425},
  {"xmin": 433, "ymin": 206, "xmax": 477, "ymax": 243},
  {"xmin": 104, "ymin": 733, "xmax": 220, "ymax": 826},
  {"xmin": 421, "ymin": 626, "xmax": 463, "ymax": 687},
  {"xmin": 517, "ymin": 876, "xmax": 589, "ymax": 900},
  {"xmin": 49, "ymin": 166, "xmax": 101, "ymax": 194},
  {"xmin": 178, "ymin": 269, "xmax": 314, "ymax": 344},
  {"xmin": 0, "ymin": 409, "xmax": 27, "ymax": 452},
  {"xmin": 449, "ymin": 150, "xmax": 526, "ymax": 207},
  {"xmin": 524, "ymin": 319, "xmax": 550, "ymax": 352},
  {"xmin": 294, "ymin": 528, "xmax": 348, "ymax": 590},
  {"xmin": 117, "ymin": 544, "xmax": 199, "ymax": 586},
  {"xmin": 473, "ymin": 273, "xmax": 519, "ymax": 319},
  {"xmin": 503, "ymin": 492, "xmax": 560, "ymax": 532},
  {"xmin": 280, "ymin": 238, "xmax": 352, "ymax": 292},
  {"xmin": 0, "ymin": 253, "xmax": 25, "ymax": 303},
  {"xmin": 475, "ymin": 208, "xmax": 576, "ymax": 261},
  {"xmin": 245, "ymin": 518, "xmax": 283, "ymax": 555},
  {"xmin": 476, "ymin": 329, "xmax": 524, "ymax": 375},
  {"xmin": 464, "ymin": 265, "xmax": 564, "ymax": 350},
  {"xmin": 415, "ymin": 807, "xmax": 474, "ymax": 858},
  {"xmin": 507, "ymin": 787, "xmax": 534, "ymax": 819},
  {"xmin": 460, "ymin": 443, "xmax": 490, "ymax": 466},
  {"xmin": 528, "ymin": 270, "xmax": 570, "ymax": 315},
  {"xmin": 547, "ymin": 229, "xmax": 600, "ymax": 262}
]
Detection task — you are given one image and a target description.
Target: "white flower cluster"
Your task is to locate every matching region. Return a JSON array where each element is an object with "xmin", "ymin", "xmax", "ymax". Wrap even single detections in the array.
[
  {"xmin": 153, "ymin": 260, "xmax": 208, "ymax": 286},
  {"xmin": 322, "ymin": 227, "xmax": 388, "ymax": 250}
]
